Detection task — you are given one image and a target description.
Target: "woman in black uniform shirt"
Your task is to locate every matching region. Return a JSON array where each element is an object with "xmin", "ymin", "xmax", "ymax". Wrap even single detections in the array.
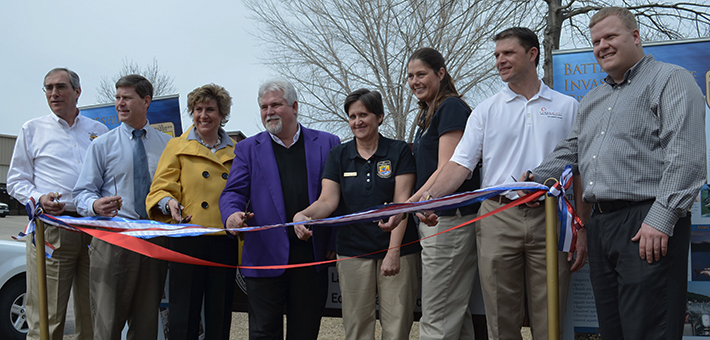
[{"xmin": 294, "ymin": 89, "xmax": 420, "ymax": 339}]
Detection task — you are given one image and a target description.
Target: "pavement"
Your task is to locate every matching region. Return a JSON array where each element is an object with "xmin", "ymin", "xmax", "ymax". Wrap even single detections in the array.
[{"xmin": 0, "ymin": 214, "xmax": 76, "ymax": 336}]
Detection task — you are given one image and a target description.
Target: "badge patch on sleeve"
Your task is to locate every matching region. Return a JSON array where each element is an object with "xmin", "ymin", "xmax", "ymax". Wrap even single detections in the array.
[{"xmin": 377, "ymin": 160, "xmax": 392, "ymax": 178}]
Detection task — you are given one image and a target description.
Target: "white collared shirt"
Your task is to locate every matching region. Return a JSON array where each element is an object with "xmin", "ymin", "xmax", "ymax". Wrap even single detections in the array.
[
  {"xmin": 8, "ymin": 113, "xmax": 108, "ymax": 211},
  {"xmin": 269, "ymin": 124, "xmax": 301, "ymax": 148},
  {"xmin": 450, "ymin": 82, "xmax": 578, "ymax": 197}
]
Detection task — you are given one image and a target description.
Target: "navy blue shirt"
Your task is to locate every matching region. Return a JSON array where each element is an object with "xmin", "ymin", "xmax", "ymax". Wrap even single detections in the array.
[
  {"xmin": 323, "ymin": 135, "xmax": 421, "ymax": 258},
  {"xmin": 412, "ymin": 97, "xmax": 480, "ymax": 216}
]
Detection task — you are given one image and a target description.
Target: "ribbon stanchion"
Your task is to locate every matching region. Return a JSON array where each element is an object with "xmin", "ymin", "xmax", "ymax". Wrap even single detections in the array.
[
  {"xmin": 546, "ymin": 194, "xmax": 560, "ymax": 340},
  {"xmin": 35, "ymin": 217, "xmax": 49, "ymax": 340}
]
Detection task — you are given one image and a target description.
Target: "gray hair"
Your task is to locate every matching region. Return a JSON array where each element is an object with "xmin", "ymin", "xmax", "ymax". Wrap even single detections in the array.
[
  {"xmin": 257, "ymin": 78, "xmax": 298, "ymax": 106},
  {"xmin": 44, "ymin": 68, "xmax": 80, "ymax": 90}
]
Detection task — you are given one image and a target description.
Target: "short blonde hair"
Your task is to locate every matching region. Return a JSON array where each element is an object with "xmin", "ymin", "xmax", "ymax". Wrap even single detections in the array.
[
  {"xmin": 187, "ymin": 83, "xmax": 232, "ymax": 127},
  {"xmin": 589, "ymin": 7, "xmax": 638, "ymax": 31}
]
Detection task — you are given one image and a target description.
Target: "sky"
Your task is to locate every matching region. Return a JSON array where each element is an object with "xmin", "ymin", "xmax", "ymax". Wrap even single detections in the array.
[{"xmin": 0, "ymin": 1, "xmax": 273, "ymax": 138}]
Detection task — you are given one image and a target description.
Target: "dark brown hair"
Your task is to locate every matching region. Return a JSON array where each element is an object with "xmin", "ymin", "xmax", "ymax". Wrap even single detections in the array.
[{"xmin": 408, "ymin": 48, "xmax": 469, "ymax": 130}]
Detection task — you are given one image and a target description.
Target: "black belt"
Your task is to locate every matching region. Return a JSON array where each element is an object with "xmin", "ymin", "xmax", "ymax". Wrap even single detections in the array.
[{"xmin": 593, "ymin": 199, "xmax": 654, "ymax": 214}]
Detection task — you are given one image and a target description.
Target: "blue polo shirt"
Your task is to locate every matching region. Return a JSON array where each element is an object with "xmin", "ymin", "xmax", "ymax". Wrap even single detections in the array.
[{"xmin": 323, "ymin": 135, "xmax": 421, "ymax": 258}]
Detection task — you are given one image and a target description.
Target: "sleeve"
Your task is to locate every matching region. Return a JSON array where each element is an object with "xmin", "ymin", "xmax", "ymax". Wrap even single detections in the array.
[
  {"xmin": 72, "ymin": 141, "xmax": 106, "ymax": 217},
  {"xmin": 450, "ymin": 105, "xmax": 485, "ymax": 172},
  {"xmin": 219, "ymin": 142, "xmax": 250, "ymax": 225},
  {"xmin": 644, "ymin": 69, "xmax": 706, "ymax": 234},
  {"xmin": 395, "ymin": 141, "xmax": 416, "ymax": 176},
  {"xmin": 435, "ymin": 97, "xmax": 470, "ymax": 137},
  {"xmin": 7, "ymin": 124, "xmax": 42, "ymax": 205},
  {"xmin": 321, "ymin": 145, "xmax": 342, "ymax": 183},
  {"xmin": 146, "ymin": 140, "xmax": 182, "ymax": 223}
]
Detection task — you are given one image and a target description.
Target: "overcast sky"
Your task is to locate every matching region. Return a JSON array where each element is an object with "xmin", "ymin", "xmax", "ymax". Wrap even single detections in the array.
[{"xmin": 1, "ymin": 1, "xmax": 272, "ymax": 138}]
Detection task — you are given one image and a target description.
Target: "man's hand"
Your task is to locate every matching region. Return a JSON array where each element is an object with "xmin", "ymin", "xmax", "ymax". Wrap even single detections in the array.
[
  {"xmin": 569, "ymin": 228, "xmax": 588, "ymax": 272},
  {"xmin": 167, "ymin": 199, "xmax": 192, "ymax": 223},
  {"xmin": 381, "ymin": 250, "xmax": 401, "ymax": 276},
  {"xmin": 92, "ymin": 196, "xmax": 122, "ymax": 217},
  {"xmin": 517, "ymin": 171, "xmax": 540, "ymax": 208},
  {"xmin": 326, "ymin": 250, "xmax": 337, "ymax": 260},
  {"xmin": 225, "ymin": 211, "xmax": 253, "ymax": 236},
  {"xmin": 39, "ymin": 192, "xmax": 66, "ymax": 215},
  {"xmin": 378, "ymin": 214, "xmax": 403, "ymax": 232},
  {"xmin": 631, "ymin": 222, "xmax": 669, "ymax": 264}
]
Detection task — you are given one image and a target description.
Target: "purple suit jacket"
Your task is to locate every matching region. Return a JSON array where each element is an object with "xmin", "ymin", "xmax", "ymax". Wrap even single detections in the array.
[{"xmin": 219, "ymin": 125, "xmax": 340, "ymax": 277}]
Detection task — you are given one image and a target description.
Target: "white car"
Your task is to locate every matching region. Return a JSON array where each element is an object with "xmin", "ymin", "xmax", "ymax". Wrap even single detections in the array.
[
  {"xmin": 0, "ymin": 202, "xmax": 9, "ymax": 218},
  {"xmin": 0, "ymin": 240, "xmax": 27, "ymax": 340}
]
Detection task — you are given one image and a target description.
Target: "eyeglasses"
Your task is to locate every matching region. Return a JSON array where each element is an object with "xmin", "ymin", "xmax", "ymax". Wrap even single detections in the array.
[{"xmin": 43, "ymin": 83, "xmax": 70, "ymax": 93}]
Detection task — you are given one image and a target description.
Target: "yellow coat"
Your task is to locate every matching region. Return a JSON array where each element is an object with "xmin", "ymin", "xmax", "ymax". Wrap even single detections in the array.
[{"xmin": 146, "ymin": 126, "xmax": 234, "ymax": 229}]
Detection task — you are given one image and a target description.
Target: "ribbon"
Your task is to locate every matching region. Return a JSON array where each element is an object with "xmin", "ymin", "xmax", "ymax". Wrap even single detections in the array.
[
  {"xmin": 547, "ymin": 165, "xmax": 584, "ymax": 253},
  {"xmin": 19, "ymin": 180, "xmax": 580, "ymax": 269},
  {"xmin": 14, "ymin": 197, "xmax": 55, "ymax": 258}
]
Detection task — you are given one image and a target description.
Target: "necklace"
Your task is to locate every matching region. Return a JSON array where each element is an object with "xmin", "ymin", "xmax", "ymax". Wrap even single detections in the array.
[{"xmin": 198, "ymin": 135, "xmax": 221, "ymax": 153}]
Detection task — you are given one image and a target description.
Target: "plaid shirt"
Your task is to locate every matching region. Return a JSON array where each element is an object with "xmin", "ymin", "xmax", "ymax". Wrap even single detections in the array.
[{"xmin": 535, "ymin": 54, "xmax": 706, "ymax": 236}]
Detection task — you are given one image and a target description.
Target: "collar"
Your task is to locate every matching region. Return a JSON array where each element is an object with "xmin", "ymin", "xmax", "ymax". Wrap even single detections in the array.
[
  {"xmin": 501, "ymin": 81, "xmax": 551, "ymax": 103},
  {"xmin": 604, "ymin": 54, "xmax": 653, "ymax": 87},
  {"xmin": 269, "ymin": 124, "xmax": 301, "ymax": 148},
  {"xmin": 121, "ymin": 121, "xmax": 151, "ymax": 140},
  {"xmin": 50, "ymin": 110, "xmax": 81, "ymax": 128},
  {"xmin": 345, "ymin": 134, "xmax": 388, "ymax": 160},
  {"xmin": 186, "ymin": 126, "xmax": 234, "ymax": 149}
]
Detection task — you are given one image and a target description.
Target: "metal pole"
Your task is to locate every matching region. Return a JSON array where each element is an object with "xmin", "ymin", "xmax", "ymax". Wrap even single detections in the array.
[
  {"xmin": 35, "ymin": 219, "xmax": 49, "ymax": 340},
  {"xmin": 546, "ymin": 195, "xmax": 559, "ymax": 340}
]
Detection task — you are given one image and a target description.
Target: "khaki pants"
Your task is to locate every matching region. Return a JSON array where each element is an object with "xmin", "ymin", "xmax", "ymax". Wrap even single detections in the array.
[
  {"xmin": 25, "ymin": 227, "xmax": 93, "ymax": 340},
  {"xmin": 337, "ymin": 253, "xmax": 421, "ymax": 340},
  {"xmin": 89, "ymin": 237, "xmax": 168, "ymax": 340},
  {"xmin": 418, "ymin": 211, "xmax": 478, "ymax": 340},
  {"xmin": 477, "ymin": 200, "xmax": 571, "ymax": 340}
]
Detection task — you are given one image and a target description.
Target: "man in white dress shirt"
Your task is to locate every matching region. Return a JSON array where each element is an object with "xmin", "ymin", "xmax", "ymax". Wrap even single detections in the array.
[{"xmin": 7, "ymin": 67, "xmax": 108, "ymax": 340}]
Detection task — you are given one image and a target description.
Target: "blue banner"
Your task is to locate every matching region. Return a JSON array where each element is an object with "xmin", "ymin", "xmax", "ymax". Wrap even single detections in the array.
[{"xmin": 79, "ymin": 94, "xmax": 182, "ymax": 136}]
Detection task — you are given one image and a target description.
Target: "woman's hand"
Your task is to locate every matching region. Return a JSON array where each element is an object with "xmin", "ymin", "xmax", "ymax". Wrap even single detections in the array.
[
  {"xmin": 167, "ymin": 199, "xmax": 192, "ymax": 223},
  {"xmin": 293, "ymin": 212, "xmax": 314, "ymax": 241},
  {"xmin": 381, "ymin": 250, "xmax": 401, "ymax": 276},
  {"xmin": 379, "ymin": 213, "xmax": 404, "ymax": 232}
]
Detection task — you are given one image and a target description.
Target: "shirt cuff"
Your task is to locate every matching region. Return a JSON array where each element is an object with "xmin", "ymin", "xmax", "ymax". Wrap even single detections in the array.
[
  {"xmin": 643, "ymin": 201, "xmax": 682, "ymax": 236},
  {"xmin": 158, "ymin": 197, "xmax": 173, "ymax": 215}
]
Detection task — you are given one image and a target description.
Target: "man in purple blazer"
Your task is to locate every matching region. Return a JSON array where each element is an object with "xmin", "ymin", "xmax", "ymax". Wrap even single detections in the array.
[{"xmin": 219, "ymin": 78, "xmax": 340, "ymax": 340}]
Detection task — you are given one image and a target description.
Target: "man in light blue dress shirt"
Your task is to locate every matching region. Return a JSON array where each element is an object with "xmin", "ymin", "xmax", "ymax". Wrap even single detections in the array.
[{"xmin": 73, "ymin": 74, "xmax": 171, "ymax": 340}]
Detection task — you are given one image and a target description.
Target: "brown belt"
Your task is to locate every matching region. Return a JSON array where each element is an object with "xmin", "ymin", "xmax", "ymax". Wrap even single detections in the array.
[{"xmin": 486, "ymin": 195, "xmax": 514, "ymax": 205}]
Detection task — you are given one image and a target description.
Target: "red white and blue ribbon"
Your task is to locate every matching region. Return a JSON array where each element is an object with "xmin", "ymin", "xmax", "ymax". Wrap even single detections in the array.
[
  {"xmin": 547, "ymin": 165, "xmax": 583, "ymax": 253},
  {"xmin": 18, "ymin": 180, "xmax": 582, "ymax": 267},
  {"xmin": 27, "ymin": 182, "xmax": 548, "ymax": 239},
  {"xmin": 14, "ymin": 197, "xmax": 56, "ymax": 258}
]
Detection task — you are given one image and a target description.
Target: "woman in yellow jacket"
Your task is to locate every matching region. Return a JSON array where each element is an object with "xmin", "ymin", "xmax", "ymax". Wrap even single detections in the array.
[{"xmin": 146, "ymin": 83, "xmax": 237, "ymax": 340}]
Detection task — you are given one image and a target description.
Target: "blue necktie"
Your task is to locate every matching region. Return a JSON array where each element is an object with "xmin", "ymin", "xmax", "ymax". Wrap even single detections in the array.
[{"xmin": 132, "ymin": 129, "xmax": 150, "ymax": 219}]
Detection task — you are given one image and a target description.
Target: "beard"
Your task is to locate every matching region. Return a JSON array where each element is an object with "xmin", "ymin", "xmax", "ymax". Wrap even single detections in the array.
[{"xmin": 264, "ymin": 115, "xmax": 283, "ymax": 135}]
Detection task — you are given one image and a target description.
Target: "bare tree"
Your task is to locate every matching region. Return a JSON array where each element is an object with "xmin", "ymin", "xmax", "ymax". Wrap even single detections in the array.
[
  {"xmin": 95, "ymin": 57, "xmax": 178, "ymax": 103},
  {"xmin": 541, "ymin": 0, "xmax": 710, "ymax": 87},
  {"xmin": 246, "ymin": 0, "xmax": 535, "ymax": 142}
]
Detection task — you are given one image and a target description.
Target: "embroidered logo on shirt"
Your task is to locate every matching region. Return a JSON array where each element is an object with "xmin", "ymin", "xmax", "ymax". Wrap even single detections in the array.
[
  {"xmin": 89, "ymin": 132, "xmax": 99, "ymax": 141},
  {"xmin": 377, "ymin": 160, "xmax": 392, "ymax": 178},
  {"xmin": 539, "ymin": 107, "xmax": 563, "ymax": 119}
]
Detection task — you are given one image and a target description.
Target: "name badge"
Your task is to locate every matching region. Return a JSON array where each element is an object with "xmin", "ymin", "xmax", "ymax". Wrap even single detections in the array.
[{"xmin": 343, "ymin": 172, "xmax": 357, "ymax": 177}]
